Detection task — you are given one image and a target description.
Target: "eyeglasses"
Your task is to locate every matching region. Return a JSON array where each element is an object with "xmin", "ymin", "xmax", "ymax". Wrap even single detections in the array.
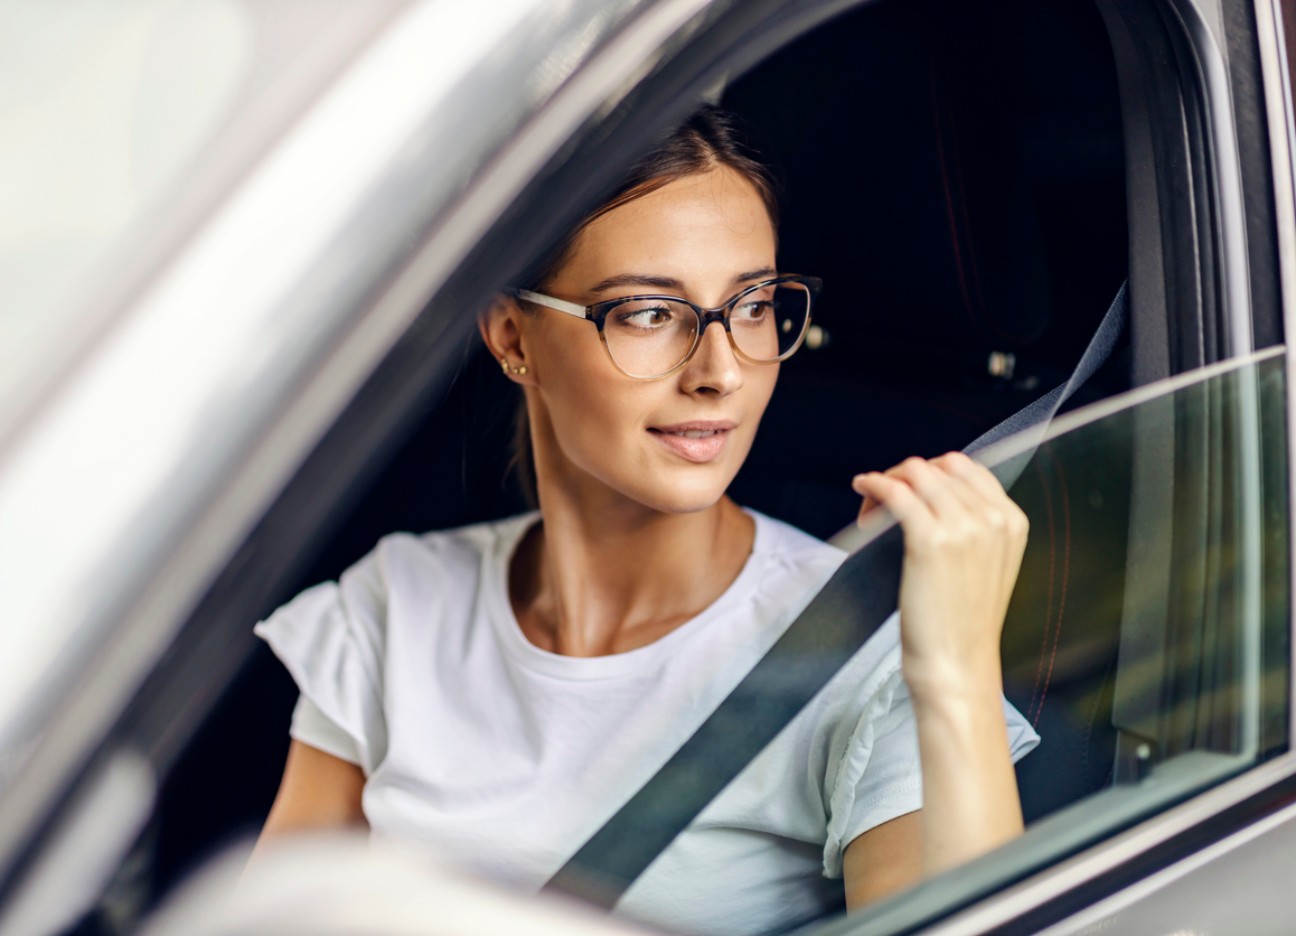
[{"xmin": 511, "ymin": 275, "xmax": 822, "ymax": 379}]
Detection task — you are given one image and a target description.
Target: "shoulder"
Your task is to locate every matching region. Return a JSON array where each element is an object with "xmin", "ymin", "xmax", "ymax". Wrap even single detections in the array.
[
  {"xmin": 258, "ymin": 513, "xmax": 535, "ymax": 641},
  {"xmin": 716, "ymin": 509, "xmax": 851, "ymax": 644},
  {"xmin": 748, "ymin": 509, "xmax": 849, "ymax": 583},
  {"xmin": 349, "ymin": 512, "xmax": 536, "ymax": 596}
]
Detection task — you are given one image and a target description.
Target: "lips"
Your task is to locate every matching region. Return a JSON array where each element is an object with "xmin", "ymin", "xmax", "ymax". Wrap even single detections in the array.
[{"xmin": 648, "ymin": 421, "xmax": 737, "ymax": 463}]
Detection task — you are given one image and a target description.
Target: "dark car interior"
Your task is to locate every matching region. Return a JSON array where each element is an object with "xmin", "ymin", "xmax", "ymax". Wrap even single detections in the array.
[{"xmin": 104, "ymin": 0, "xmax": 1133, "ymax": 928}]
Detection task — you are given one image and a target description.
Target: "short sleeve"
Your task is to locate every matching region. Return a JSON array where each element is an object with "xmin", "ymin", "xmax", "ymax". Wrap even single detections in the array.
[
  {"xmin": 821, "ymin": 635, "xmax": 1041, "ymax": 876},
  {"xmin": 290, "ymin": 693, "xmax": 363, "ymax": 765},
  {"xmin": 253, "ymin": 552, "xmax": 389, "ymax": 776}
]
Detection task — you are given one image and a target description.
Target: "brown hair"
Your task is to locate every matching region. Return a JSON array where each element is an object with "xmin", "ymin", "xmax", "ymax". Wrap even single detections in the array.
[{"xmin": 509, "ymin": 105, "xmax": 780, "ymax": 504}]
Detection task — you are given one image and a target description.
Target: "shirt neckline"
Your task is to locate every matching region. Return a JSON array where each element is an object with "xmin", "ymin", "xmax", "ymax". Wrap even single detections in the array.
[{"xmin": 483, "ymin": 510, "xmax": 771, "ymax": 679}]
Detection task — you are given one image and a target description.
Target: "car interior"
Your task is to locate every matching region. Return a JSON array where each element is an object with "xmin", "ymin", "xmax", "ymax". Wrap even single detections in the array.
[
  {"xmin": 61, "ymin": 0, "xmax": 1296, "ymax": 933},
  {"xmin": 117, "ymin": 0, "xmax": 1136, "ymax": 926}
]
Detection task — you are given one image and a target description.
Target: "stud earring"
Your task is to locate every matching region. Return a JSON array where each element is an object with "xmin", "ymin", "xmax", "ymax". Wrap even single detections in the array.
[{"xmin": 499, "ymin": 356, "xmax": 528, "ymax": 376}]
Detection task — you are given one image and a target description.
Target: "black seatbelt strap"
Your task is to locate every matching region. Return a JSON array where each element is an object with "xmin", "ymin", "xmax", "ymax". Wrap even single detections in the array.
[
  {"xmin": 543, "ymin": 524, "xmax": 905, "ymax": 908},
  {"xmin": 543, "ymin": 283, "xmax": 1129, "ymax": 908}
]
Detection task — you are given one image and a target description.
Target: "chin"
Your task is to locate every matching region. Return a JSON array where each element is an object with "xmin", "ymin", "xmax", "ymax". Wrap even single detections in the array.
[
  {"xmin": 628, "ymin": 468, "xmax": 735, "ymax": 515},
  {"xmin": 654, "ymin": 493, "xmax": 727, "ymax": 515}
]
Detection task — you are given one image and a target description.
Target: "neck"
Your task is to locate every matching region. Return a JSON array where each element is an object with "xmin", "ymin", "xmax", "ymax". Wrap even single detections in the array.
[{"xmin": 510, "ymin": 483, "xmax": 755, "ymax": 658}]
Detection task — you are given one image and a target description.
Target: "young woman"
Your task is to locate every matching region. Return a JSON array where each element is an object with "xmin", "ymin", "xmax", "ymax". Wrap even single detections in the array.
[{"xmin": 253, "ymin": 107, "xmax": 1038, "ymax": 935}]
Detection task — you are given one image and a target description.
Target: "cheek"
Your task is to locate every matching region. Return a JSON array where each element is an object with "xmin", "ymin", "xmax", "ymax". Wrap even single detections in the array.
[
  {"xmin": 754, "ymin": 362, "xmax": 780, "ymax": 407},
  {"xmin": 542, "ymin": 386, "xmax": 667, "ymax": 498},
  {"xmin": 530, "ymin": 319, "xmax": 611, "ymax": 398},
  {"xmin": 534, "ymin": 333, "xmax": 653, "ymax": 452},
  {"xmin": 530, "ymin": 326, "xmax": 781, "ymax": 501},
  {"xmin": 742, "ymin": 363, "xmax": 780, "ymax": 431},
  {"xmin": 553, "ymin": 377, "xmax": 654, "ymax": 451}
]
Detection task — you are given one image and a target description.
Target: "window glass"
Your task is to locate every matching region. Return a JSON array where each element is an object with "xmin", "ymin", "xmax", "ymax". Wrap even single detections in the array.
[{"xmin": 815, "ymin": 349, "xmax": 1290, "ymax": 935}]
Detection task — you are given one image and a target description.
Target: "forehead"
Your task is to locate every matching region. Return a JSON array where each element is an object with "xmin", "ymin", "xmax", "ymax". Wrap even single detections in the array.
[{"xmin": 557, "ymin": 167, "xmax": 777, "ymax": 287}]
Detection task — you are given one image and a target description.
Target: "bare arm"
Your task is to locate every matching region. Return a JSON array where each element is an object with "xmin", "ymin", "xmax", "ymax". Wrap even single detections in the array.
[
  {"xmin": 844, "ymin": 452, "xmax": 1028, "ymax": 907},
  {"xmin": 842, "ymin": 812, "xmax": 923, "ymax": 908},
  {"xmin": 907, "ymin": 666, "xmax": 1023, "ymax": 872},
  {"xmin": 249, "ymin": 740, "xmax": 367, "ymax": 866}
]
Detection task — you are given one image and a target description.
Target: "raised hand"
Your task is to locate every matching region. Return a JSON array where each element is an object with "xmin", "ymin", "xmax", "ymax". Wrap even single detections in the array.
[
  {"xmin": 851, "ymin": 451, "xmax": 1028, "ymax": 698},
  {"xmin": 846, "ymin": 451, "xmax": 1029, "ymax": 880}
]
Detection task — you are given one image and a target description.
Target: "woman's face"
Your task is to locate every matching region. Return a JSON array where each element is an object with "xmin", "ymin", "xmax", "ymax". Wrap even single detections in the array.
[{"xmin": 509, "ymin": 165, "xmax": 780, "ymax": 516}]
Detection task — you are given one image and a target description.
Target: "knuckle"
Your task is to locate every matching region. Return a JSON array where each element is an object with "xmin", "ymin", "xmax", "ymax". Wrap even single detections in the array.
[
  {"xmin": 908, "ymin": 522, "xmax": 940, "ymax": 546},
  {"xmin": 935, "ymin": 525, "xmax": 966, "ymax": 549}
]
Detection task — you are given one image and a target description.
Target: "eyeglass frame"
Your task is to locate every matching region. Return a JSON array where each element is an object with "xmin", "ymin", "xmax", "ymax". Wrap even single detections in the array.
[{"xmin": 508, "ymin": 274, "xmax": 823, "ymax": 379}]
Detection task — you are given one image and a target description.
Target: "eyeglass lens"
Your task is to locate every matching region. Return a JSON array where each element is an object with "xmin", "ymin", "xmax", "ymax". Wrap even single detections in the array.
[{"xmin": 602, "ymin": 282, "xmax": 812, "ymax": 378}]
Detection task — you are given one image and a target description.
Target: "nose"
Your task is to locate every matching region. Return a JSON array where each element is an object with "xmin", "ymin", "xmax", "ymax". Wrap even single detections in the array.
[{"xmin": 678, "ymin": 321, "xmax": 743, "ymax": 396}]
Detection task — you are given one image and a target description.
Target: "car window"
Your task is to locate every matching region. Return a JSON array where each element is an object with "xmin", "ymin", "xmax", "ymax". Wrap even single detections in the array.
[
  {"xmin": 806, "ymin": 347, "xmax": 1290, "ymax": 934},
  {"xmin": 124, "ymin": 349, "xmax": 1290, "ymax": 936}
]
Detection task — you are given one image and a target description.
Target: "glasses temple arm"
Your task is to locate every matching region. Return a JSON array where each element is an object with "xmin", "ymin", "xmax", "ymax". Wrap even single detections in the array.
[{"xmin": 514, "ymin": 289, "xmax": 588, "ymax": 319}]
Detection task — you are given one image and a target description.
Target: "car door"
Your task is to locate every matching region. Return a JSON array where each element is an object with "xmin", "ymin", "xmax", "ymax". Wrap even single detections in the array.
[
  {"xmin": 0, "ymin": 0, "xmax": 825, "ymax": 930},
  {"xmin": 0, "ymin": 0, "xmax": 1293, "ymax": 933},
  {"xmin": 801, "ymin": 347, "xmax": 1289, "ymax": 936}
]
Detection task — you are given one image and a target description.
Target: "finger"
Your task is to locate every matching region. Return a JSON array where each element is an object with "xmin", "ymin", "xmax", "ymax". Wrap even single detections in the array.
[
  {"xmin": 932, "ymin": 451, "xmax": 1010, "ymax": 503},
  {"xmin": 924, "ymin": 454, "xmax": 992, "ymax": 515},
  {"xmin": 854, "ymin": 492, "xmax": 883, "ymax": 518},
  {"xmin": 851, "ymin": 473, "xmax": 885, "ymax": 517},
  {"xmin": 934, "ymin": 452, "xmax": 1029, "ymax": 536},
  {"xmin": 852, "ymin": 471, "xmax": 937, "ymax": 529},
  {"xmin": 932, "ymin": 453, "xmax": 1031, "ymax": 567},
  {"xmin": 853, "ymin": 462, "xmax": 931, "ymax": 508},
  {"xmin": 888, "ymin": 456, "xmax": 970, "ymax": 521}
]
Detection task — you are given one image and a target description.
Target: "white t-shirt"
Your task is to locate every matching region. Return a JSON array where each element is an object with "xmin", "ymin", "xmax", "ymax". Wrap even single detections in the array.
[{"xmin": 255, "ymin": 510, "xmax": 1039, "ymax": 935}]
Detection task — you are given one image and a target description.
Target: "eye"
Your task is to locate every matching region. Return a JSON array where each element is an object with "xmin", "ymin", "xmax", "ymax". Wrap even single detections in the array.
[
  {"xmin": 612, "ymin": 302, "xmax": 685, "ymax": 332},
  {"xmin": 732, "ymin": 298, "xmax": 774, "ymax": 325}
]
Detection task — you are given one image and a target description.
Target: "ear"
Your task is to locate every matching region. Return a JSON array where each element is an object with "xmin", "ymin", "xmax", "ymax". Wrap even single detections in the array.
[{"xmin": 479, "ymin": 294, "xmax": 534, "ymax": 383}]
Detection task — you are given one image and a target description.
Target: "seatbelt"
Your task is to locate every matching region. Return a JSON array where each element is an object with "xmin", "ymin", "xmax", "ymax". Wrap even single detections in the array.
[
  {"xmin": 543, "ymin": 282, "xmax": 1129, "ymax": 909},
  {"xmin": 965, "ymin": 282, "xmax": 1130, "ymax": 459}
]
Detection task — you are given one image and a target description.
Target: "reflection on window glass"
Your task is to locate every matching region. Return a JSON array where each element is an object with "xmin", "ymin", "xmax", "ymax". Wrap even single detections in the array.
[
  {"xmin": 815, "ymin": 350, "xmax": 1289, "ymax": 936},
  {"xmin": 1004, "ymin": 350, "xmax": 1288, "ymax": 811}
]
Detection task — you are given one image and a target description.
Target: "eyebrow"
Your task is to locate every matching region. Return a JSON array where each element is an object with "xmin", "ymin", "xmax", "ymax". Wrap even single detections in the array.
[
  {"xmin": 588, "ymin": 273, "xmax": 684, "ymax": 294},
  {"xmin": 588, "ymin": 268, "xmax": 778, "ymax": 295}
]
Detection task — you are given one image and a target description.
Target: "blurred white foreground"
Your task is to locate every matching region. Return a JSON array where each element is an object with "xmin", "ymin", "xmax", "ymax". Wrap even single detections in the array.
[{"xmin": 140, "ymin": 834, "xmax": 651, "ymax": 936}]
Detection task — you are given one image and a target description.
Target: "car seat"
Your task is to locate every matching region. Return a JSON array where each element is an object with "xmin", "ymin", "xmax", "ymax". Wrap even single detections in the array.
[{"xmin": 720, "ymin": 0, "xmax": 1131, "ymax": 822}]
